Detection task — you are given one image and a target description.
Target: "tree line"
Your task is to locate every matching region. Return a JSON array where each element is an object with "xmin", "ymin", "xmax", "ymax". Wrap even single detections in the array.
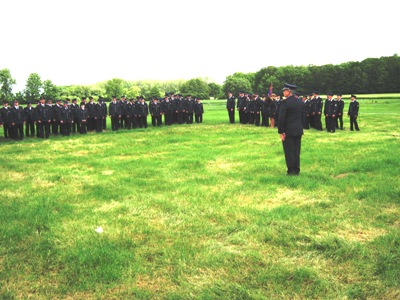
[{"xmin": 1, "ymin": 55, "xmax": 399, "ymax": 103}]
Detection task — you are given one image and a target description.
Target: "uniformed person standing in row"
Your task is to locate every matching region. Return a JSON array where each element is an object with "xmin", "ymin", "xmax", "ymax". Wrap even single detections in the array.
[
  {"xmin": 77, "ymin": 103, "xmax": 88, "ymax": 134},
  {"xmin": 311, "ymin": 91, "xmax": 323, "ymax": 130},
  {"xmin": 109, "ymin": 96, "xmax": 121, "ymax": 131},
  {"xmin": 194, "ymin": 97, "xmax": 204, "ymax": 123},
  {"xmin": 226, "ymin": 92, "xmax": 236, "ymax": 123},
  {"xmin": 237, "ymin": 91, "xmax": 246, "ymax": 124},
  {"xmin": 348, "ymin": 94, "xmax": 360, "ymax": 131},
  {"xmin": 335, "ymin": 94, "xmax": 344, "ymax": 130},
  {"xmin": 86, "ymin": 96, "xmax": 96, "ymax": 131},
  {"xmin": 162, "ymin": 94, "xmax": 173, "ymax": 126},
  {"xmin": 1, "ymin": 101, "xmax": 12, "ymax": 138},
  {"xmin": 24, "ymin": 101, "xmax": 36, "ymax": 137},
  {"xmin": 35, "ymin": 97, "xmax": 52, "ymax": 139},
  {"xmin": 60, "ymin": 100, "xmax": 73, "ymax": 136},
  {"xmin": 137, "ymin": 96, "xmax": 148, "ymax": 128},
  {"xmin": 10, "ymin": 100, "xmax": 26, "ymax": 140},
  {"xmin": 149, "ymin": 97, "xmax": 162, "ymax": 126},
  {"xmin": 70, "ymin": 98, "xmax": 80, "ymax": 133},
  {"xmin": 324, "ymin": 92, "xmax": 337, "ymax": 133},
  {"xmin": 98, "ymin": 97, "xmax": 107, "ymax": 130}
]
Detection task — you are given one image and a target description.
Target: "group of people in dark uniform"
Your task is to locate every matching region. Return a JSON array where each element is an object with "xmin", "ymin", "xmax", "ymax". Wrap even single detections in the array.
[
  {"xmin": 227, "ymin": 91, "xmax": 360, "ymax": 132},
  {"xmin": 0, "ymin": 93, "xmax": 204, "ymax": 141}
]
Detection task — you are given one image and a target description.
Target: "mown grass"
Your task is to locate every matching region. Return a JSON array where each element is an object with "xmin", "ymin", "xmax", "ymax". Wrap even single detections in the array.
[{"xmin": 0, "ymin": 98, "xmax": 399, "ymax": 299}]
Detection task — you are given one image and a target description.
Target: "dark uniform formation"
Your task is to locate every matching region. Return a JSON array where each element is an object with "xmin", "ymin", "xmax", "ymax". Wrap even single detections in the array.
[
  {"xmin": 0, "ymin": 94, "xmax": 205, "ymax": 141},
  {"xmin": 226, "ymin": 90, "xmax": 360, "ymax": 133}
]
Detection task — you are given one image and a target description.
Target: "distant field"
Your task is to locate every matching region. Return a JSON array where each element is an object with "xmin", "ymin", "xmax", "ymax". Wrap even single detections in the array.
[{"xmin": 0, "ymin": 97, "xmax": 399, "ymax": 299}]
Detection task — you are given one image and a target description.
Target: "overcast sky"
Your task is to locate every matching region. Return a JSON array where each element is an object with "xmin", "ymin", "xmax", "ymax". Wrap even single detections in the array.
[{"xmin": 1, "ymin": 0, "xmax": 398, "ymax": 92}]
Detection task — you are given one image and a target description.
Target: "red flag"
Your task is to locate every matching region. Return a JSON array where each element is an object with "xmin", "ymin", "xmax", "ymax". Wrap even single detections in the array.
[{"xmin": 268, "ymin": 83, "xmax": 273, "ymax": 96}]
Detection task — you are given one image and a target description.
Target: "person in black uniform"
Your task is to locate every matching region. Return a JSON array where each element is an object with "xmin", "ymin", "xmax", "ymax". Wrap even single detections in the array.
[
  {"xmin": 60, "ymin": 100, "xmax": 73, "ymax": 136},
  {"xmin": 311, "ymin": 91, "xmax": 323, "ymax": 131},
  {"xmin": 162, "ymin": 94, "xmax": 173, "ymax": 126},
  {"xmin": 226, "ymin": 92, "xmax": 236, "ymax": 123},
  {"xmin": 10, "ymin": 100, "xmax": 26, "ymax": 140},
  {"xmin": 324, "ymin": 92, "xmax": 337, "ymax": 133},
  {"xmin": 237, "ymin": 91, "xmax": 246, "ymax": 124},
  {"xmin": 109, "ymin": 96, "xmax": 121, "ymax": 131},
  {"xmin": 86, "ymin": 96, "xmax": 96, "ymax": 131},
  {"xmin": 336, "ymin": 94, "xmax": 344, "ymax": 130},
  {"xmin": 301, "ymin": 95, "xmax": 311, "ymax": 129},
  {"xmin": 278, "ymin": 83, "xmax": 304, "ymax": 176},
  {"xmin": 1, "ymin": 101, "xmax": 12, "ymax": 138},
  {"xmin": 194, "ymin": 97, "xmax": 204, "ymax": 123},
  {"xmin": 70, "ymin": 98, "xmax": 80, "ymax": 133},
  {"xmin": 77, "ymin": 103, "xmax": 88, "ymax": 134},
  {"xmin": 24, "ymin": 101, "xmax": 36, "ymax": 137},
  {"xmin": 119, "ymin": 95, "xmax": 127, "ymax": 129},
  {"xmin": 149, "ymin": 97, "xmax": 162, "ymax": 126},
  {"xmin": 35, "ymin": 97, "xmax": 52, "ymax": 138},
  {"xmin": 98, "ymin": 97, "xmax": 107, "ymax": 130},
  {"xmin": 348, "ymin": 94, "xmax": 360, "ymax": 131},
  {"xmin": 137, "ymin": 96, "xmax": 148, "ymax": 128}
]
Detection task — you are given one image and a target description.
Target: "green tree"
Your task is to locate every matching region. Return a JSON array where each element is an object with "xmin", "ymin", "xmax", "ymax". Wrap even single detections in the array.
[
  {"xmin": 43, "ymin": 80, "xmax": 60, "ymax": 100},
  {"xmin": 126, "ymin": 85, "xmax": 141, "ymax": 99},
  {"xmin": 208, "ymin": 82, "xmax": 221, "ymax": 99},
  {"xmin": 222, "ymin": 76, "xmax": 252, "ymax": 97},
  {"xmin": 148, "ymin": 85, "xmax": 162, "ymax": 99},
  {"xmin": 0, "ymin": 68, "xmax": 16, "ymax": 102},
  {"xmin": 180, "ymin": 78, "xmax": 210, "ymax": 99},
  {"xmin": 25, "ymin": 73, "xmax": 42, "ymax": 102},
  {"xmin": 104, "ymin": 78, "xmax": 125, "ymax": 100}
]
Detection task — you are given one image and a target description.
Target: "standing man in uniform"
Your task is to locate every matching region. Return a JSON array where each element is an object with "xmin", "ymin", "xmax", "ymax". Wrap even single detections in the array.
[
  {"xmin": 324, "ymin": 92, "xmax": 337, "ymax": 133},
  {"xmin": 278, "ymin": 83, "xmax": 304, "ymax": 176},
  {"xmin": 311, "ymin": 91, "xmax": 323, "ymax": 131},
  {"xmin": 24, "ymin": 101, "xmax": 36, "ymax": 137},
  {"xmin": 336, "ymin": 94, "xmax": 344, "ymax": 130},
  {"xmin": 10, "ymin": 100, "xmax": 26, "ymax": 140},
  {"xmin": 226, "ymin": 92, "xmax": 236, "ymax": 123},
  {"xmin": 109, "ymin": 96, "xmax": 121, "ymax": 131},
  {"xmin": 348, "ymin": 94, "xmax": 360, "ymax": 131},
  {"xmin": 35, "ymin": 96, "xmax": 52, "ymax": 138},
  {"xmin": 1, "ymin": 101, "xmax": 12, "ymax": 139}
]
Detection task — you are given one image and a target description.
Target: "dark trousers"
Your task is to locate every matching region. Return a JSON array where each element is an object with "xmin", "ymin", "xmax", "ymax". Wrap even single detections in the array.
[
  {"xmin": 38, "ymin": 121, "xmax": 51, "ymax": 138},
  {"xmin": 3, "ymin": 123, "xmax": 11, "ymax": 138},
  {"xmin": 79, "ymin": 122, "xmax": 87, "ymax": 134},
  {"xmin": 261, "ymin": 112, "xmax": 269, "ymax": 127},
  {"xmin": 336, "ymin": 114, "xmax": 343, "ymax": 129},
  {"xmin": 326, "ymin": 116, "xmax": 336, "ymax": 133},
  {"xmin": 61, "ymin": 122, "xmax": 71, "ymax": 136},
  {"xmin": 314, "ymin": 113, "xmax": 323, "ymax": 130},
  {"xmin": 120, "ymin": 115, "xmax": 126, "ymax": 129},
  {"xmin": 254, "ymin": 113, "xmax": 260, "ymax": 126},
  {"xmin": 195, "ymin": 113, "xmax": 202, "ymax": 123},
  {"xmin": 151, "ymin": 115, "xmax": 162, "ymax": 126},
  {"xmin": 282, "ymin": 135, "xmax": 302, "ymax": 175},
  {"xmin": 25, "ymin": 121, "xmax": 35, "ymax": 137},
  {"xmin": 303, "ymin": 115, "xmax": 310, "ymax": 129},
  {"xmin": 95, "ymin": 118, "xmax": 103, "ymax": 132},
  {"xmin": 72, "ymin": 117, "xmax": 80, "ymax": 133},
  {"xmin": 186, "ymin": 112, "xmax": 193, "ymax": 124},
  {"xmin": 52, "ymin": 121, "xmax": 59, "ymax": 135},
  {"xmin": 164, "ymin": 113, "xmax": 172, "ymax": 126},
  {"xmin": 12, "ymin": 124, "xmax": 24, "ymax": 140},
  {"xmin": 350, "ymin": 116, "xmax": 359, "ymax": 131},
  {"xmin": 111, "ymin": 116, "xmax": 119, "ymax": 131},
  {"xmin": 228, "ymin": 109, "xmax": 235, "ymax": 123},
  {"xmin": 309, "ymin": 114, "xmax": 315, "ymax": 128}
]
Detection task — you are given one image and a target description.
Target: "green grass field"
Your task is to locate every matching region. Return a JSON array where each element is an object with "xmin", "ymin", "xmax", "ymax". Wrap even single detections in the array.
[{"xmin": 1, "ymin": 98, "xmax": 399, "ymax": 299}]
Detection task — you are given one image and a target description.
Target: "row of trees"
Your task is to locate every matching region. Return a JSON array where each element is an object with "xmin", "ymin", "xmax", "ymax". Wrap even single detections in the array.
[{"xmin": 1, "ymin": 55, "xmax": 399, "ymax": 103}]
